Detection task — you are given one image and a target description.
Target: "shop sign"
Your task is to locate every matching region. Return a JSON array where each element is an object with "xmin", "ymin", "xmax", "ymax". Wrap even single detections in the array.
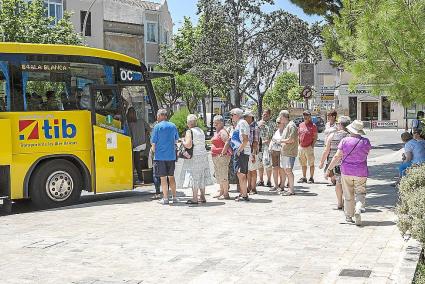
[
  {"xmin": 321, "ymin": 94, "xmax": 334, "ymax": 101},
  {"xmin": 372, "ymin": 120, "xmax": 398, "ymax": 128}
]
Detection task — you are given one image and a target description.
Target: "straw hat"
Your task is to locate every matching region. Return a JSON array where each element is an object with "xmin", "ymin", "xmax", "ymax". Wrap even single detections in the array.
[{"xmin": 347, "ymin": 120, "xmax": 366, "ymax": 135}]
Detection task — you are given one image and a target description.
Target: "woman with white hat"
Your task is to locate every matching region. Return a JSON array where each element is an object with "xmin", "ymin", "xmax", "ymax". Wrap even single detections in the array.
[{"xmin": 326, "ymin": 120, "xmax": 372, "ymax": 226}]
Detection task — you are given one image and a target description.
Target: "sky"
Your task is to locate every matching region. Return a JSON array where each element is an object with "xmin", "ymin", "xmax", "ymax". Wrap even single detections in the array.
[{"xmin": 165, "ymin": 0, "xmax": 323, "ymax": 33}]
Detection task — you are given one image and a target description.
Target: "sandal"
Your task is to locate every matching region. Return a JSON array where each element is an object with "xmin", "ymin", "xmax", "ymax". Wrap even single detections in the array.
[
  {"xmin": 282, "ymin": 191, "xmax": 295, "ymax": 196},
  {"xmin": 186, "ymin": 200, "xmax": 198, "ymax": 204},
  {"xmin": 199, "ymin": 199, "xmax": 207, "ymax": 203}
]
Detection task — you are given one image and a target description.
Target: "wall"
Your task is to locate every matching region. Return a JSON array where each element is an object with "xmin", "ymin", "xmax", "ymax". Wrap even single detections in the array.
[{"xmin": 66, "ymin": 0, "xmax": 104, "ymax": 48}]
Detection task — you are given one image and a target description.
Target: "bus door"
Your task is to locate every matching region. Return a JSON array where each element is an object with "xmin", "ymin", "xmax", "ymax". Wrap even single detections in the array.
[{"xmin": 90, "ymin": 85, "xmax": 133, "ymax": 193}]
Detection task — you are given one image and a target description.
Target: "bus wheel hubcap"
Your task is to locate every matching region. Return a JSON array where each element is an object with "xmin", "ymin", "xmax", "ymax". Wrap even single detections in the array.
[{"xmin": 46, "ymin": 171, "xmax": 74, "ymax": 202}]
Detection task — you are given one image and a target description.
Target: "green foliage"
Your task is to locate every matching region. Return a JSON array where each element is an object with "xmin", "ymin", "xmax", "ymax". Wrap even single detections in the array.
[
  {"xmin": 414, "ymin": 260, "xmax": 425, "ymax": 284},
  {"xmin": 290, "ymin": 0, "xmax": 343, "ymax": 16},
  {"xmin": 323, "ymin": 0, "xmax": 425, "ymax": 105},
  {"xmin": 0, "ymin": 0, "xmax": 81, "ymax": 45},
  {"xmin": 263, "ymin": 72, "xmax": 301, "ymax": 114},
  {"xmin": 159, "ymin": 17, "xmax": 199, "ymax": 74},
  {"xmin": 396, "ymin": 164, "xmax": 425, "ymax": 246},
  {"xmin": 177, "ymin": 73, "xmax": 208, "ymax": 113},
  {"xmin": 153, "ymin": 72, "xmax": 208, "ymax": 114},
  {"xmin": 170, "ymin": 107, "xmax": 206, "ymax": 136}
]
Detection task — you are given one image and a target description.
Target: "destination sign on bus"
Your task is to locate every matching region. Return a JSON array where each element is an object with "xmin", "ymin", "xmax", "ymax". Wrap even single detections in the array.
[{"xmin": 21, "ymin": 63, "xmax": 70, "ymax": 72}]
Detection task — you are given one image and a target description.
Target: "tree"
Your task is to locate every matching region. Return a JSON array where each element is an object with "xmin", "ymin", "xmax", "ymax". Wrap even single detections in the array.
[
  {"xmin": 244, "ymin": 10, "xmax": 322, "ymax": 116},
  {"xmin": 0, "ymin": 0, "xmax": 81, "ymax": 45},
  {"xmin": 289, "ymin": 0, "xmax": 343, "ymax": 16},
  {"xmin": 153, "ymin": 72, "xmax": 208, "ymax": 114},
  {"xmin": 176, "ymin": 73, "xmax": 208, "ymax": 113},
  {"xmin": 263, "ymin": 72, "xmax": 301, "ymax": 115},
  {"xmin": 323, "ymin": 0, "xmax": 425, "ymax": 105},
  {"xmin": 221, "ymin": 0, "xmax": 274, "ymax": 107},
  {"xmin": 159, "ymin": 17, "xmax": 199, "ymax": 74}
]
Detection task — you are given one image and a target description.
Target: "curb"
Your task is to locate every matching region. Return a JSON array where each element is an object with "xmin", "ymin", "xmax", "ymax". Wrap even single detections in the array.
[{"xmin": 392, "ymin": 238, "xmax": 422, "ymax": 283}]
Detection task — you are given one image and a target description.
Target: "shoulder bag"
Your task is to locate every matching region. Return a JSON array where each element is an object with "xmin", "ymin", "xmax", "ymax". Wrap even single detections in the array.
[{"xmin": 178, "ymin": 129, "xmax": 194, "ymax": 159}]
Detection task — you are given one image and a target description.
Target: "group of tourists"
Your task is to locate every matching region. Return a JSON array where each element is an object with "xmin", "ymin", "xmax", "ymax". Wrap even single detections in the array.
[{"xmin": 148, "ymin": 107, "xmax": 373, "ymax": 226}]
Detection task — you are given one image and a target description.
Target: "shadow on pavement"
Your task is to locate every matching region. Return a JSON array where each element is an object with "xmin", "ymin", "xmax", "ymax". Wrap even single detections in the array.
[
  {"xmin": 248, "ymin": 198, "xmax": 272, "ymax": 203},
  {"xmin": 294, "ymin": 190, "xmax": 318, "ymax": 197},
  {"xmin": 1, "ymin": 190, "xmax": 186, "ymax": 216},
  {"xmin": 368, "ymin": 162, "xmax": 399, "ymax": 182},
  {"xmin": 372, "ymin": 143, "xmax": 404, "ymax": 152},
  {"xmin": 256, "ymin": 190, "xmax": 279, "ymax": 196},
  {"xmin": 366, "ymin": 184, "xmax": 398, "ymax": 209},
  {"xmin": 362, "ymin": 220, "xmax": 396, "ymax": 227},
  {"xmin": 170, "ymin": 201, "xmax": 226, "ymax": 207}
]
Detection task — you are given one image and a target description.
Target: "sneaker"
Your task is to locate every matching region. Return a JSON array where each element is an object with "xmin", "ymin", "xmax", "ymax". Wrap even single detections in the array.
[
  {"xmin": 256, "ymin": 181, "xmax": 264, "ymax": 187},
  {"xmin": 158, "ymin": 198, "xmax": 169, "ymax": 205},
  {"xmin": 298, "ymin": 177, "xmax": 307, "ymax": 183},
  {"xmin": 269, "ymin": 187, "xmax": 278, "ymax": 191},
  {"xmin": 266, "ymin": 181, "xmax": 272, "ymax": 187},
  {"xmin": 346, "ymin": 216, "xmax": 354, "ymax": 223},
  {"xmin": 354, "ymin": 212, "xmax": 362, "ymax": 226},
  {"xmin": 308, "ymin": 177, "xmax": 315, "ymax": 184},
  {"xmin": 134, "ymin": 179, "xmax": 144, "ymax": 185}
]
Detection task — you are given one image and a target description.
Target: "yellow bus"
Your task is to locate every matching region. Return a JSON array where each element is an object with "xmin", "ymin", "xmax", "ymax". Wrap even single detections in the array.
[{"xmin": 0, "ymin": 42, "xmax": 161, "ymax": 210}]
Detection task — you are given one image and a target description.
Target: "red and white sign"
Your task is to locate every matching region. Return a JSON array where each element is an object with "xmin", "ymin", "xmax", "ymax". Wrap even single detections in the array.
[{"xmin": 372, "ymin": 120, "xmax": 398, "ymax": 128}]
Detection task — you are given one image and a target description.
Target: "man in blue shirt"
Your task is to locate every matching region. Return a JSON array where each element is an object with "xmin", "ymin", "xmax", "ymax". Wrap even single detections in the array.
[{"xmin": 151, "ymin": 109, "xmax": 179, "ymax": 205}]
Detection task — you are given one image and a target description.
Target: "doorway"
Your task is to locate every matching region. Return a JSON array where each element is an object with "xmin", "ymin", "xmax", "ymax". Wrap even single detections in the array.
[{"xmin": 361, "ymin": 102, "xmax": 379, "ymax": 121}]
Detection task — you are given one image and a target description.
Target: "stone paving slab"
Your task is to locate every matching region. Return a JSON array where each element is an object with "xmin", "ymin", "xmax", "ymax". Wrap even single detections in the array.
[{"xmin": 0, "ymin": 134, "xmax": 421, "ymax": 283}]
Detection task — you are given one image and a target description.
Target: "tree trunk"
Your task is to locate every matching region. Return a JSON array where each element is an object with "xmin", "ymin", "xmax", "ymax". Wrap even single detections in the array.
[
  {"xmin": 257, "ymin": 92, "xmax": 263, "ymax": 118},
  {"xmin": 201, "ymin": 97, "xmax": 207, "ymax": 125}
]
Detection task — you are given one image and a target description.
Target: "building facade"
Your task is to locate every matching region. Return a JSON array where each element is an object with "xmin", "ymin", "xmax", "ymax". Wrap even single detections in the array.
[
  {"xmin": 48, "ymin": 0, "xmax": 173, "ymax": 69},
  {"xmin": 314, "ymin": 54, "xmax": 424, "ymax": 129}
]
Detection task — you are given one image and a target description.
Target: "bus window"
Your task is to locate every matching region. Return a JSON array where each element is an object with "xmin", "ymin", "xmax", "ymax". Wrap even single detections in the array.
[
  {"xmin": 20, "ymin": 61, "xmax": 116, "ymax": 112},
  {"xmin": 0, "ymin": 61, "xmax": 10, "ymax": 112},
  {"xmin": 21, "ymin": 62, "xmax": 69, "ymax": 111}
]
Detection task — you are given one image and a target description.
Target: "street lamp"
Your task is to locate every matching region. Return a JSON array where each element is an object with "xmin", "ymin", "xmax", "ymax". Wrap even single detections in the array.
[{"xmin": 82, "ymin": 0, "xmax": 99, "ymax": 43}]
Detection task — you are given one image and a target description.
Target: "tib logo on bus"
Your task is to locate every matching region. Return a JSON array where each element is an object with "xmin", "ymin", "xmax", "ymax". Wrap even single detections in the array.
[{"xmin": 19, "ymin": 119, "xmax": 77, "ymax": 140}]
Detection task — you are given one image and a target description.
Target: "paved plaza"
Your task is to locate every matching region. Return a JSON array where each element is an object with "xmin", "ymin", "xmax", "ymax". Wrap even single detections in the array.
[{"xmin": 0, "ymin": 130, "xmax": 421, "ymax": 284}]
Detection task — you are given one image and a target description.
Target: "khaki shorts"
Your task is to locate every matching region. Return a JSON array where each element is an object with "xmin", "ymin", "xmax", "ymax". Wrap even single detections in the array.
[
  {"xmin": 298, "ymin": 146, "xmax": 315, "ymax": 167},
  {"xmin": 212, "ymin": 155, "xmax": 231, "ymax": 183}
]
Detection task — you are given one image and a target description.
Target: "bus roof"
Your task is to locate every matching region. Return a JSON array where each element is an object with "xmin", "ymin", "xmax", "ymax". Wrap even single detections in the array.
[{"xmin": 0, "ymin": 42, "xmax": 141, "ymax": 66}]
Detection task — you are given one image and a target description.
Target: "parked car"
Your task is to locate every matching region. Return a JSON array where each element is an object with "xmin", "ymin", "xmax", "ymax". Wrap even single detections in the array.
[{"xmin": 292, "ymin": 116, "xmax": 325, "ymax": 133}]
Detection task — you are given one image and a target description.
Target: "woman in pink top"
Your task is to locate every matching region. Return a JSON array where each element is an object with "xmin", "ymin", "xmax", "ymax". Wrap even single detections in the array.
[
  {"xmin": 211, "ymin": 115, "xmax": 232, "ymax": 199},
  {"xmin": 326, "ymin": 120, "xmax": 372, "ymax": 226}
]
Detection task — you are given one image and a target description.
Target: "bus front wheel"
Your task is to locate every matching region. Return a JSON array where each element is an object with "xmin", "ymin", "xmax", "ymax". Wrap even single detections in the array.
[{"xmin": 30, "ymin": 159, "xmax": 82, "ymax": 209}]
